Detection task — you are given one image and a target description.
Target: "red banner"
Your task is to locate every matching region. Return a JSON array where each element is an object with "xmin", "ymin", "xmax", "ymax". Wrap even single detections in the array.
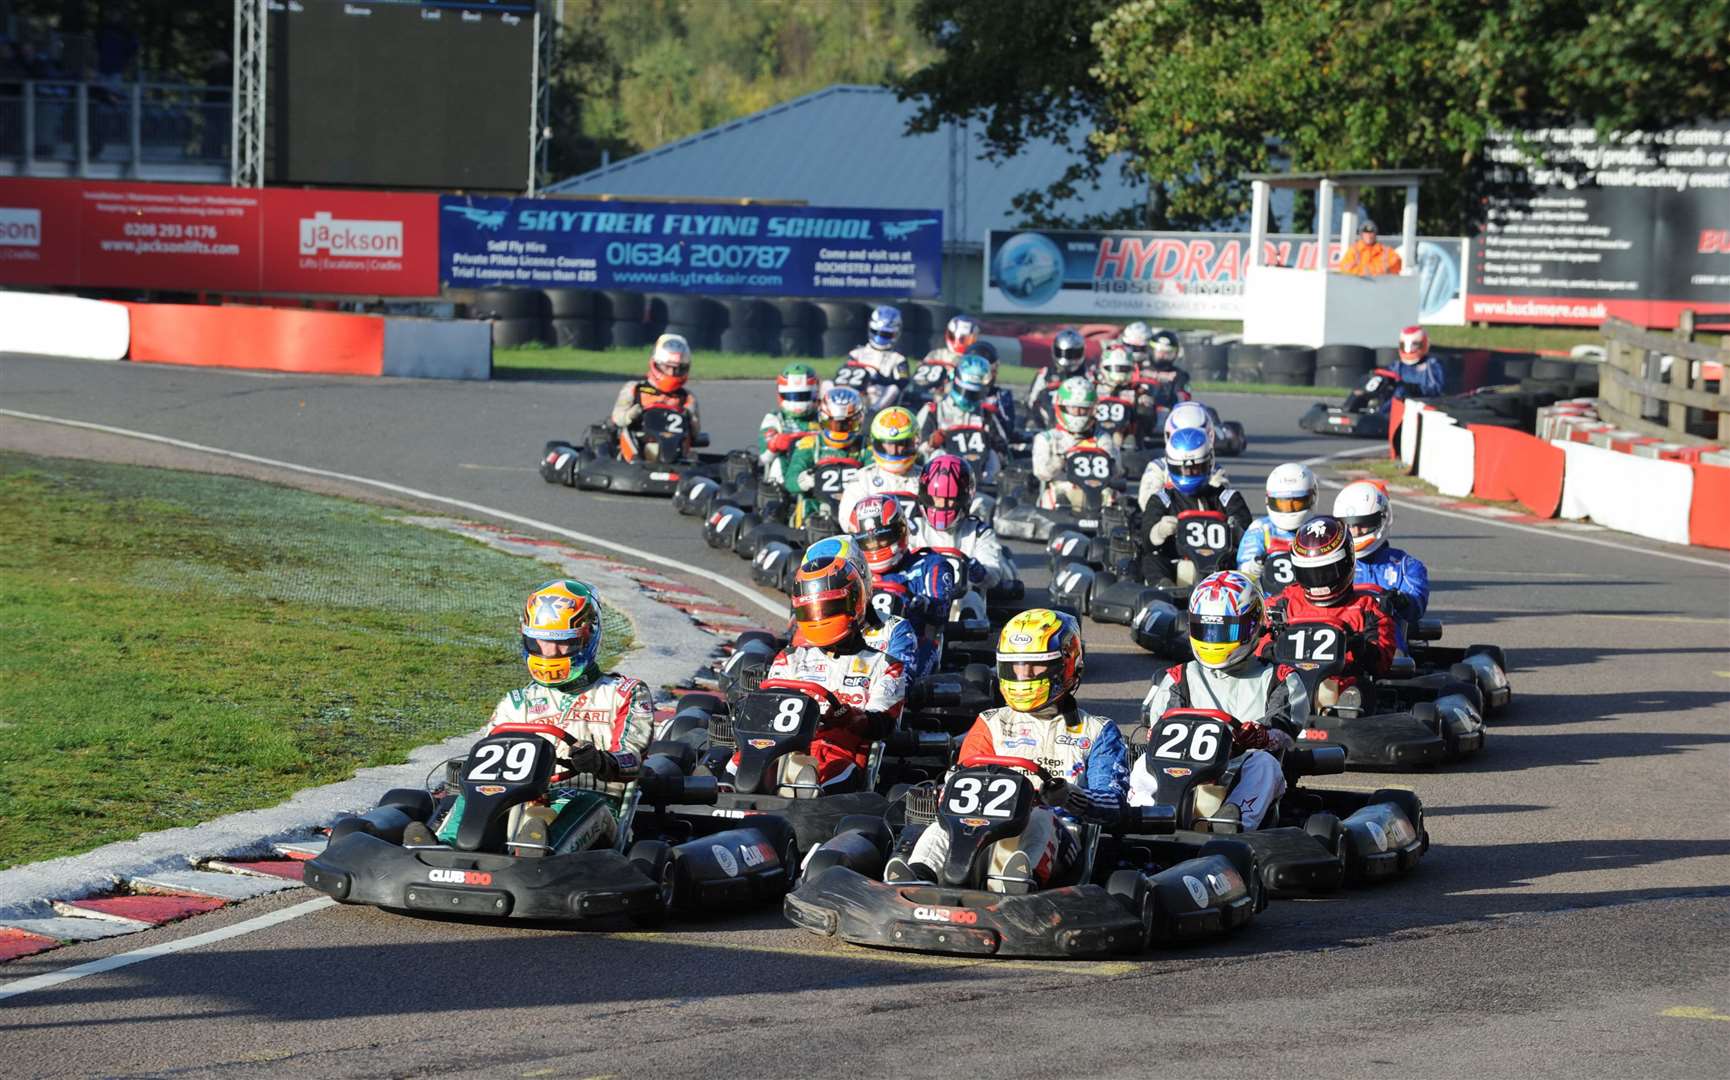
[{"xmin": 0, "ymin": 179, "xmax": 438, "ymax": 296}]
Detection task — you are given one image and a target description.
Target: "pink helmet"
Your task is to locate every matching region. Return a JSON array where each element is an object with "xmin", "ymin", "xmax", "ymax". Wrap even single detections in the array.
[{"xmin": 918, "ymin": 454, "xmax": 974, "ymax": 531}]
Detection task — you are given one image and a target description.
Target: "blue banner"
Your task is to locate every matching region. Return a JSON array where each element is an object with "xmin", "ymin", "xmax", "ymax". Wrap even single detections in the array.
[{"xmin": 439, "ymin": 197, "xmax": 942, "ymax": 298}]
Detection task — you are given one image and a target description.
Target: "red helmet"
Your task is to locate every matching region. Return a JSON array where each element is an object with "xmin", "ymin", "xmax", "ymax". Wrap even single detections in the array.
[
  {"xmin": 1289, "ymin": 515, "xmax": 1356, "ymax": 605},
  {"xmin": 647, "ymin": 334, "xmax": 692, "ymax": 392},
  {"xmin": 851, "ymin": 494, "xmax": 910, "ymax": 572},
  {"xmin": 1398, "ymin": 326, "xmax": 1428, "ymax": 362},
  {"xmin": 918, "ymin": 454, "xmax": 974, "ymax": 532}
]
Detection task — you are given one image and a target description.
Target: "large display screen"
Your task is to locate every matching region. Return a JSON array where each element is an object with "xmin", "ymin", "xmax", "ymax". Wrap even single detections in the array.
[{"xmin": 268, "ymin": 1, "xmax": 537, "ymax": 190}]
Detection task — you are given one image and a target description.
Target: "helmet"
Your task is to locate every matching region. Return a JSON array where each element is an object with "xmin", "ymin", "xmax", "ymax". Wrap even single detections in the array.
[
  {"xmin": 918, "ymin": 453, "xmax": 974, "ymax": 531},
  {"xmin": 817, "ymin": 386, "xmax": 865, "ymax": 451},
  {"xmin": 1120, "ymin": 322, "xmax": 1153, "ymax": 365},
  {"xmin": 1097, "ymin": 344, "xmax": 1135, "ymax": 390},
  {"xmin": 1152, "ymin": 330, "xmax": 1180, "ymax": 364},
  {"xmin": 1164, "ymin": 399, "xmax": 1213, "ymax": 444},
  {"xmin": 1398, "ymin": 325, "xmax": 1429, "ymax": 362},
  {"xmin": 1164, "ymin": 425, "xmax": 1214, "ymax": 495},
  {"xmin": 869, "ymin": 406, "xmax": 918, "ymax": 473},
  {"xmin": 851, "ymin": 494, "xmax": 909, "ymax": 572},
  {"xmin": 521, "ymin": 579, "xmax": 603, "ymax": 687},
  {"xmin": 1264, "ymin": 462, "xmax": 1318, "ymax": 532},
  {"xmin": 647, "ymin": 333, "xmax": 692, "ymax": 393},
  {"xmin": 777, "ymin": 363, "xmax": 820, "ymax": 418},
  {"xmin": 1333, "ymin": 479, "xmax": 1392, "ymax": 557},
  {"xmin": 1187, "ymin": 571, "xmax": 1264, "ymax": 670},
  {"xmin": 790, "ymin": 536, "xmax": 870, "ymax": 647},
  {"xmin": 1052, "ymin": 328, "xmax": 1087, "ymax": 377},
  {"xmin": 996, "ymin": 608, "xmax": 1085, "ymax": 713},
  {"xmin": 945, "ymin": 315, "xmax": 980, "ymax": 355},
  {"xmin": 1290, "ymin": 515, "xmax": 1356, "ymax": 604},
  {"xmin": 867, "ymin": 305, "xmax": 903, "ymax": 350},
  {"xmin": 1054, "ymin": 377, "xmax": 1097, "ymax": 434},
  {"xmin": 949, "ymin": 353, "xmax": 992, "ymax": 410}
]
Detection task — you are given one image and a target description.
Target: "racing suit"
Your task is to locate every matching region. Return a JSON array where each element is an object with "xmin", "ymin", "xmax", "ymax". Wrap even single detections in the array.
[
  {"xmin": 1140, "ymin": 482, "xmax": 1254, "ymax": 586},
  {"xmin": 1133, "ymin": 658, "xmax": 1306, "ymax": 829},
  {"xmin": 1137, "ymin": 461, "xmax": 1231, "ymax": 512},
  {"xmin": 783, "ymin": 434, "xmax": 864, "ymax": 526},
  {"xmin": 1354, "ymin": 545, "xmax": 1431, "ymax": 650},
  {"xmin": 1236, "ymin": 516, "xmax": 1308, "ymax": 588},
  {"xmin": 837, "ymin": 463, "xmax": 920, "ymax": 530},
  {"xmin": 870, "ymin": 552, "xmax": 958, "ymax": 677},
  {"xmin": 437, "ymin": 670, "xmax": 655, "ymax": 849},
  {"xmin": 914, "ymin": 397, "xmax": 1009, "ymax": 482},
  {"xmin": 610, "ymin": 381, "xmax": 700, "ymax": 444},
  {"xmin": 838, "ymin": 345, "xmax": 909, "ymax": 411},
  {"xmin": 1031, "ymin": 428, "xmax": 1120, "ymax": 510},
  {"xmin": 1136, "ymin": 365, "xmax": 1192, "ymax": 411},
  {"xmin": 756, "ymin": 616, "xmax": 916, "ymax": 789},
  {"xmin": 985, "ymin": 388, "xmax": 1019, "ymax": 432},
  {"xmin": 907, "ymin": 512, "xmax": 1018, "ymax": 622},
  {"xmin": 757, "ymin": 412, "xmax": 819, "ymax": 486},
  {"xmin": 906, "ymin": 703, "xmax": 1130, "ymax": 890},
  {"xmin": 1263, "ymin": 585, "xmax": 1399, "ymax": 684},
  {"xmin": 1393, "ymin": 357, "xmax": 1445, "ymax": 400}
]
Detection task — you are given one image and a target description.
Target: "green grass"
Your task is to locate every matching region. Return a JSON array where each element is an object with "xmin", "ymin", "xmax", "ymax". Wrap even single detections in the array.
[{"xmin": 0, "ymin": 453, "xmax": 630, "ymax": 869}]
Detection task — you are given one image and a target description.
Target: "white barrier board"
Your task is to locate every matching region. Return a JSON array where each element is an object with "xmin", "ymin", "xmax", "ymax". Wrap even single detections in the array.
[
  {"xmin": 0, "ymin": 292, "xmax": 129, "ymax": 360},
  {"xmin": 1555, "ymin": 440, "xmax": 1694, "ymax": 545}
]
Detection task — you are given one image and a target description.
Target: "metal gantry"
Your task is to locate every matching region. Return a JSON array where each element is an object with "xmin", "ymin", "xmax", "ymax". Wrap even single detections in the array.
[{"xmin": 231, "ymin": 0, "xmax": 267, "ymax": 187}]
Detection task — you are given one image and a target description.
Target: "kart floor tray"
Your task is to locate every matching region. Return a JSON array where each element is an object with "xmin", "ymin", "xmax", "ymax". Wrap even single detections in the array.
[
  {"xmin": 1301, "ymin": 711, "xmax": 1452, "ymax": 767},
  {"xmin": 1228, "ymin": 827, "xmax": 1343, "ymax": 896}
]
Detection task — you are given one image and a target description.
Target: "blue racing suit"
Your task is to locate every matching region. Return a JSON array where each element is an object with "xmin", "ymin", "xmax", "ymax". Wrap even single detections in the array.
[
  {"xmin": 1392, "ymin": 357, "xmax": 1445, "ymax": 400},
  {"xmin": 1353, "ymin": 545, "xmax": 1430, "ymax": 650},
  {"xmin": 1236, "ymin": 516, "xmax": 1303, "ymax": 586},
  {"xmin": 986, "ymin": 388, "xmax": 1018, "ymax": 432},
  {"xmin": 871, "ymin": 551, "xmax": 958, "ymax": 677}
]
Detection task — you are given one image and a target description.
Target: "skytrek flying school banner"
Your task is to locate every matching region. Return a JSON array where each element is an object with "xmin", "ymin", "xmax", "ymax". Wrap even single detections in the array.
[
  {"xmin": 438, "ymin": 197, "xmax": 943, "ymax": 298},
  {"xmin": 984, "ymin": 229, "xmax": 1470, "ymax": 325}
]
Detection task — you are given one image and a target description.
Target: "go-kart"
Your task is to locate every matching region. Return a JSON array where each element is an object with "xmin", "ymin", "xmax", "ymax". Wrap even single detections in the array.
[
  {"xmin": 993, "ymin": 440, "xmax": 1124, "ymax": 543},
  {"xmin": 737, "ymin": 454, "xmax": 865, "ymax": 590},
  {"xmin": 1299, "ymin": 368, "xmax": 1403, "ymax": 438},
  {"xmin": 303, "ymin": 723, "xmax": 796, "ymax": 924},
  {"xmin": 1134, "ymin": 709, "xmax": 1427, "ymax": 897},
  {"xmin": 1049, "ymin": 507, "xmax": 1240, "ymax": 638},
  {"xmin": 1403, "ymin": 615, "xmax": 1512, "ymax": 714},
  {"xmin": 672, "ymin": 448, "xmax": 763, "ymax": 519},
  {"xmin": 785, "ymin": 754, "xmax": 1261, "ymax": 958},
  {"xmin": 1270, "ymin": 617, "xmax": 1486, "ymax": 766},
  {"xmin": 540, "ymin": 406, "xmax": 724, "ymax": 496}
]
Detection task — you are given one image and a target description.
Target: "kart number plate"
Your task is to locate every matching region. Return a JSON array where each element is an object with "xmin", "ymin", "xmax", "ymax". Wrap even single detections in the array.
[
  {"xmin": 1263, "ymin": 553, "xmax": 1296, "ymax": 587},
  {"xmin": 1274, "ymin": 623, "xmax": 1345, "ymax": 667},
  {"xmin": 1066, "ymin": 451, "xmax": 1113, "ymax": 485},
  {"xmin": 942, "ymin": 774, "xmax": 1023, "ymax": 819},
  {"xmin": 735, "ymin": 691, "xmax": 820, "ymax": 738}
]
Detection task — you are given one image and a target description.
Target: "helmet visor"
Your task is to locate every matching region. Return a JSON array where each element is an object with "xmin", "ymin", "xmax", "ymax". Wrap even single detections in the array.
[
  {"xmin": 1292, "ymin": 558, "xmax": 1352, "ymax": 595},
  {"xmin": 872, "ymin": 435, "xmax": 915, "ymax": 462},
  {"xmin": 1341, "ymin": 510, "xmax": 1385, "ymax": 536},
  {"xmin": 1169, "ymin": 459, "xmax": 1212, "ymax": 482},
  {"xmin": 780, "ymin": 388, "xmax": 815, "ymax": 405},
  {"xmin": 1268, "ymin": 494, "xmax": 1314, "ymax": 515},
  {"xmin": 1189, "ymin": 613, "xmax": 1259, "ymax": 646},
  {"xmin": 996, "ymin": 655, "xmax": 1064, "ymax": 684},
  {"xmin": 1058, "ymin": 405, "xmax": 1093, "ymax": 429}
]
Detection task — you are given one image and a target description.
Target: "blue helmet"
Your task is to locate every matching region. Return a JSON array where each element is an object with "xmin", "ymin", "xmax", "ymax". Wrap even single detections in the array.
[
  {"xmin": 867, "ymin": 305, "xmax": 903, "ymax": 349},
  {"xmin": 1165, "ymin": 425, "xmax": 1214, "ymax": 495},
  {"xmin": 949, "ymin": 353, "xmax": 992, "ymax": 410}
]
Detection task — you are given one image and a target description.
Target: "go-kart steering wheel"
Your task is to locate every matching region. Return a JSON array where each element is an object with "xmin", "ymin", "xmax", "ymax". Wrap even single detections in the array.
[
  {"xmin": 962, "ymin": 754, "xmax": 1071, "ymax": 806},
  {"xmin": 488, "ymin": 722, "xmax": 583, "ymax": 783},
  {"xmin": 757, "ymin": 677, "xmax": 845, "ymax": 716}
]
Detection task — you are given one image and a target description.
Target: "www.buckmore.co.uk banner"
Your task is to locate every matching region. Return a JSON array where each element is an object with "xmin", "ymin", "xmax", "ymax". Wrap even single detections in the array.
[
  {"xmin": 438, "ymin": 196, "xmax": 943, "ymax": 298},
  {"xmin": 983, "ymin": 229, "xmax": 1469, "ymax": 325},
  {"xmin": 0, "ymin": 178, "xmax": 440, "ymax": 295}
]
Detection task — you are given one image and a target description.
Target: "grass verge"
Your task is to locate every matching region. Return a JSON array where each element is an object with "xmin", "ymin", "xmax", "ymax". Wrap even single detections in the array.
[{"xmin": 0, "ymin": 452, "xmax": 630, "ymax": 869}]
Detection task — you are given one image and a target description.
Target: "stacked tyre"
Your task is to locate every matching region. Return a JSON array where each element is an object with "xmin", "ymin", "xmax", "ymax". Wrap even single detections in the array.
[
  {"xmin": 649, "ymin": 294, "xmax": 722, "ymax": 350},
  {"xmin": 1315, "ymin": 345, "xmax": 1376, "ymax": 389},
  {"xmin": 546, "ymin": 289, "xmax": 599, "ymax": 349},
  {"xmin": 598, "ymin": 290, "xmax": 650, "ymax": 348},
  {"xmin": 1261, "ymin": 346, "xmax": 1317, "ymax": 387},
  {"xmin": 717, "ymin": 298, "xmax": 778, "ymax": 355},
  {"xmin": 1226, "ymin": 343, "xmax": 1264, "ymax": 384},
  {"xmin": 1521, "ymin": 358, "xmax": 1600, "ymax": 401},
  {"xmin": 816, "ymin": 302, "xmax": 868, "ymax": 358},
  {"xmin": 471, "ymin": 289, "xmax": 550, "ymax": 348},
  {"xmin": 1185, "ymin": 342, "xmax": 1230, "ymax": 381},
  {"xmin": 776, "ymin": 300, "xmax": 821, "ymax": 358}
]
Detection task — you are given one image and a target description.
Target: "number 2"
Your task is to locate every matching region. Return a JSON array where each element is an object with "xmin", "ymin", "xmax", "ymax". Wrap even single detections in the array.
[{"xmin": 1153, "ymin": 722, "xmax": 1221, "ymax": 761}]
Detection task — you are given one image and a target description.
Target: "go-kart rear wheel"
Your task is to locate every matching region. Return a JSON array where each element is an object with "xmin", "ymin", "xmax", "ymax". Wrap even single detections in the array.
[
  {"xmin": 779, "ymin": 832, "xmax": 802, "ymax": 890},
  {"xmin": 1105, "ymin": 869, "xmax": 1154, "ymax": 952},
  {"xmin": 627, "ymin": 840, "xmax": 676, "ymax": 926}
]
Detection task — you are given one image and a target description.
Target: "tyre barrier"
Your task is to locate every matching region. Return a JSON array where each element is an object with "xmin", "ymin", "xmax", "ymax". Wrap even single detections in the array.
[
  {"xmin": 1261, "ymin": 345, "xmax": 1317, "ymax": 387},
  {"xmin": 1185, "ymin": 343, "xmax": 1230, "ymax": 381},
  {"xmin": 1226, "ymin": 343, "xmax": 1264, "ymax": 383}
]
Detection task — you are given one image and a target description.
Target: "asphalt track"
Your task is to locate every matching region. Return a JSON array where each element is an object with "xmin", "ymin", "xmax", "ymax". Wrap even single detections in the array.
[{"xmin": 2, "ymin": 354, "xmax": 1728, "ymax": 1079}]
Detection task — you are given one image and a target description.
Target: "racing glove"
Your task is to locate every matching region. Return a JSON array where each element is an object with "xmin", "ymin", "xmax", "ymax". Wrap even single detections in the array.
[
  {"xmin": 622, "ymin": 403, "xmax": 645, "ymax": 425},
  {"xmin": 563, "ymin": 743, "xmax": 617, "ymax": 780},
  {"xmin": 796, "ymin": 470, "xmax": 816, "ymax": 492},
  {"xmin": 965, "ymin": 558, "xmax": 990, "ymax": 586},
  {"xmin": 765, "ymin": 431, "xmax": 802, "ymax": 454},
  {"xmin": 1148, "ymin": 515, "xmax": 1178, "ymax": 546}
]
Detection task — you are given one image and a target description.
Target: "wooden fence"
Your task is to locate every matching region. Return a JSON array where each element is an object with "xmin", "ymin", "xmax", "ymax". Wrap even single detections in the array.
[{"xmin": 1597, "ymin": 315, "xmax": 1730, "ymax": 444}]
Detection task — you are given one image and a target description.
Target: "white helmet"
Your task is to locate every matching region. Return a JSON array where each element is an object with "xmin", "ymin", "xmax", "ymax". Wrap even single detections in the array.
[
  {"xmin": 1333, "ymin": 480, "xmax": 1392, "ymax": 557},
  {"xmin": 1264, "ymin": 462, "xmax": 1318, "ymax": 532},
  {"xmin": 1097, "ymin": 344, "xmax": 1135, "ymax": 390},
  {"xmin": 1121, "ymin": 322, "xmax": 1152, "ymax": 348},
  {"xmin": 1164, "ymin": 399, "xmax": 1213, "ymax": 445},
  {"xmin": 1398, "ymin": 325, "xmax": 1429, "ymax": 362}
]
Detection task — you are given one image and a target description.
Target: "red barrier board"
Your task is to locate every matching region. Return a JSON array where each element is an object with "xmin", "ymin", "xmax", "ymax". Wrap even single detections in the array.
[
  {"xmin": 126, "ymin": 303, "xmax": 385, "ymax": 376},
  {"xmin": 0, "ymin": 179, "xmax": 438, "ymax": 296},
  {"xmin": 1688, "ymin": 463, "xmax": 1730, "ymax": 550},
  {"xmin": 1469, "ymin": 424, "xmax": 1565, "ymax": 518}
]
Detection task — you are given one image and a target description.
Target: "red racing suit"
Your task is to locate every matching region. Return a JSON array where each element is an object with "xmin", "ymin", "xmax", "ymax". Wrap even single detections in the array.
[
  {"xmin": 1262, "ymin": 585, "xmax": 1399, "ymax": 682},
  {"xmin": 759, "ymin": 616, "xmax": 916, "ymax": 787}
]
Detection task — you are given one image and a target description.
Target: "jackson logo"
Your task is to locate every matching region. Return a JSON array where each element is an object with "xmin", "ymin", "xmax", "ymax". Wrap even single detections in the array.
[
  {"xmin": 0, "ymin": 207, "xmax": 41, "ymax": 247},
  {"xmin": 299, "ymin": 211, "xmax": 403, "ymax": 257},
  {"xmin": 428, "ymin": 869, "xmax": 492, "ymax": 886},
  {"xmin": 959, "ymin": 817, "xmax": 991, "ymax": 828},
  {"xmin": 912, "ymin": 906, "xmax": 979, "ymax": 925}
]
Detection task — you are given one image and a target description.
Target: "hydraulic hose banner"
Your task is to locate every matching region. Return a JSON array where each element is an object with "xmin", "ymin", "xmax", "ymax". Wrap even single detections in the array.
[{"xmin": 438, "ymin": 197, "xmax": 943, "ymax": 298}]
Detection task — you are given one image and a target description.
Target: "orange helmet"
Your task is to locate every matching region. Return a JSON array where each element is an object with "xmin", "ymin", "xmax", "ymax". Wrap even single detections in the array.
[
  {"xmin": 647, "ymin": 333, "xmax": 692, "ymax": 392},
  {"xmin": 789, "ymin": 536, "xmax": 869, "ymax": 648}
]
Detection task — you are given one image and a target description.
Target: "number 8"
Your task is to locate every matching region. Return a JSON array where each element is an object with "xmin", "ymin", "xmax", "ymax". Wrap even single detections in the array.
[{"xmin": 771, "ymin": 697, "xmax": 805, "ymax": 733}]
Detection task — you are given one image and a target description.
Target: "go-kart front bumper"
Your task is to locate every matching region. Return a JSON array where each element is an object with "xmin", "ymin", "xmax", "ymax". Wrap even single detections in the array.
[{"xmin": 1299, "ymin": 403, "xmax": 1389, "ymax": 439}]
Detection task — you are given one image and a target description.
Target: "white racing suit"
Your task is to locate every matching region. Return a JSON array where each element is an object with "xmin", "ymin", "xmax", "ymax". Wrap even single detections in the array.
[
  {"xmin": 1031, "ymin": 427, "xmax": 1120, "ymax": 510},
  {"xmin": 914, "ymin": 397, "xmax": 1008, "ymax": 482},
  {"xmin": 907, "ymin": 512, "xmax": 1018, "ymax": 622},
  {"xmin": 1131, "ymin": 658, "xmax": 1308, "ymax": 829},
  {"xmin": 838, "ymin": 345, "xmax": 910, "ymax": 411},
  {"xmin": 837, "ymin": 462, "xmax": 921, "ymax": 529},
  {"xmin": 907, "ymin": 704, "xmax": 1130, "ymax": 891}
]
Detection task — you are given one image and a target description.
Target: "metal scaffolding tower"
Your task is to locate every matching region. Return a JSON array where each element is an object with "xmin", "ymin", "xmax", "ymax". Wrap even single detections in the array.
[
  {"xmin": 528, "ymin": 2, "xmax": 554, "ymax": 194},
  {"xmin": 231, "ymin": 0, "xmax": 267, "ymax": 187}
]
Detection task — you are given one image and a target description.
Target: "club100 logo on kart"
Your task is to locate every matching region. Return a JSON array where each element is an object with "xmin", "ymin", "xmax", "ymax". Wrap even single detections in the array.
[
  {"xmin": 299, "ymin": 211, "xmax": 404, "ymax": 265},
  {"xmin": 912, "ymin": 905, "xmax": 980, "ymax": 925},
  {"xmin": 428, "ymin": 868, "xmax": 494, "ymax": 887},
  {"xmin": 0, "ymin": 207, "xmax": 42, "ymax": 247}
]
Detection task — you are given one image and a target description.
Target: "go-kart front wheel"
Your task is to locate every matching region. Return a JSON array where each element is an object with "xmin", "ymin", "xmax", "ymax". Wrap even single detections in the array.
[
  {"xmin": 1106, "ymin": 869, "xmax": 1155, "ymax": 951},
  {"xmin": 627, "ymin": 840, "xmax": 676, "ymax": 926}
]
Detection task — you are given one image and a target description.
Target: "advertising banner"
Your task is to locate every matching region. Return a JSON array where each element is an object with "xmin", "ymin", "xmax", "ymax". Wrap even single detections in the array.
[
  {"xmin": 1467, "ymin": 124, "xmax": 1730, "ymax": 328},
  {"xmin": 439, "ymin": 196, "xmax": 943, "ymax": 298},
  {"xmin": 984, "ymin": 229, "xmax": 1469, "ymax": 325},
  {"xmin": 0, "ymin": 179, "xmax": 439, "ymax": 296}
]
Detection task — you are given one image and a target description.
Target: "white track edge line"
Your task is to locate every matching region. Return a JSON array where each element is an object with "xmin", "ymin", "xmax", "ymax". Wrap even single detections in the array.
[
  {"xmin": 0, "ymin": 409, "xmax": 788, "ymax": 616},
  {"xmin": 1298, "ymin": 444, "xmax": 1729, "ymax": 572},
  {"xmin": 0, "ymin": 898, "xmax": 336, "ymax": 1003}
]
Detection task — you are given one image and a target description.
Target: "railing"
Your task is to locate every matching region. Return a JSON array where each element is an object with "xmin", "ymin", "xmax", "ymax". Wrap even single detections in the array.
[
  {"xmin": 1598, "ymin": 313, "xmax": 1730, "ymax": 444},
  {"xmin": 0, "ymin": 80, "xmax": 230, "ymax": 177}
]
